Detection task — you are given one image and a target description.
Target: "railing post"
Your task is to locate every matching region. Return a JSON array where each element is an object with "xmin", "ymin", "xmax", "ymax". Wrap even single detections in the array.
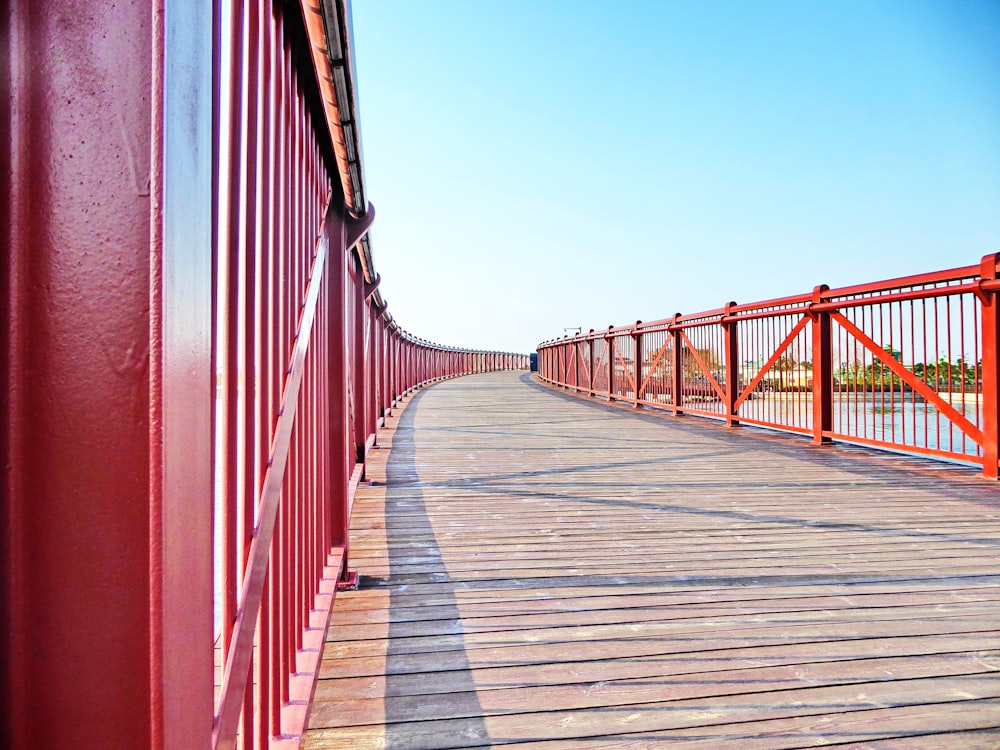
[
  {"xmin": 980, "ymin": 254, "xmax": 1000, "ymax": 478},
  {"xmin": 557, "ymin": 340, "xmax": 564, "ymax": 385},
  {"xmin": 384, "ymin": 332, "xmax": 391, "ymax": 404},
  {"xmin": 378, "ymin": 314, "xmax": 388, "ymax": 418},
  {"xmin": 562, "ymin": 339, "xmax": 570, "ymax": 386},
  {"xmin": 723, "ymin": 303, "xmax": 739, "ymax": 426},
  {"xmin": 327, "ymin": 207, "xmax": 355, "ymax": 585},
  {"xmin": 633, "ymin": 321, "xmax": 643, "ymax": 408},
  {"xmin": 367, "ymin": 302, "xmax": 378, "ymax": 439},
  {"xmin": 811, "ymin": 284, "xmax": 833, "ymax": 445},
  {"xmin": 396, "ymin": 335, "xmax": 402, "ymax": 398},
  {"xmin": 672, "ymin": 314, "xmax": 684, "ymax": 415},
  {"xmin": 352, "ymin": 253, "xmax": 367, "ymax": 466},
  {"xmin": 393, "ymin": 334, "xmax": 399, "ymax": 399},
  {"xmin": 606, "ymin": 326, "xmax": 615, "ymax": 401},
  {"xmin": 574, "ymin": 338, "xmax": 582, "ymax": 392},
  {"xmin": 588, "ymin": 330, "xmax": 596, "ymax": 396}
]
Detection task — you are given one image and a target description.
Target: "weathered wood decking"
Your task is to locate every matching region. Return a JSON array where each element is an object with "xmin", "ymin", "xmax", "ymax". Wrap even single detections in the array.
[{"xmin": 304, "ymin": 371, "xmax": 1000, "ymax": 749}]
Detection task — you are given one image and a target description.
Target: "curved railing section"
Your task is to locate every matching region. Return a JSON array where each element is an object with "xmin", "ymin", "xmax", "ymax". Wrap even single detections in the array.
[
  {"xmin": 211, "ymin": 2, "xmax": 526, "ymax": 748},
  {"xmin": 538, "ymin": 256, "xmax": 1000, "ymax": 478},
  {"xmin": 1, "ymin": 2, "xmax": 526, "ymax": 748}
]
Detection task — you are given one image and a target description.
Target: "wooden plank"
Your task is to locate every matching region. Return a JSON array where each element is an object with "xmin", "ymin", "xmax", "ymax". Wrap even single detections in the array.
[
  {"xmin": 328, "ymin": 588, "xmax": 1000, "ymax": 640},
  {"xmin": 327, "ymin": 581, "xmax": 1000, "ymax": 626},
  {"xmin": 320, "ymin": 602, "xmax": 1000, "ymax": 660},
  {"xmin": 317, "ymin": 616, "xmax": 1000, "ymax": 680},
  {"xmin": 328, "ymin": 577, "xmax": 1000, "ymax": 615},
  {"xmin": 308, "ymin": 650, "xmax": 1000, "ymax": 728},
  {"xmin": 305, "ymin": 677, "xmax": 1000, "ymax": 747},
  {"xmin": 312, "ymin": 633, "xmax": 1000, "ymax": 702},
  {"xmin": 502, "ymin": 703, "xmax": 1000, "ymax": 749}
]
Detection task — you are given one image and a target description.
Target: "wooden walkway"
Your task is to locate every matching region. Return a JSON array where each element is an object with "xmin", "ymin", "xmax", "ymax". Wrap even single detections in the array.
[{"xmin": 303, "ymin": 371, "xmax": 1000, "ymax": 749}]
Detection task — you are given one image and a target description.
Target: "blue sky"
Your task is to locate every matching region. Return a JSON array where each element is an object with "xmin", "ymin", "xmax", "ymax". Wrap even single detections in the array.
[{"xmin": 350, "ymin": 0, "xmax": 1000, "ymax": 354}]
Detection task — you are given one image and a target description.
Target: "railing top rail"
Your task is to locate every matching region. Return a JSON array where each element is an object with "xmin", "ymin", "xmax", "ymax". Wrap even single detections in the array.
[
  {"xmin": 825, "ymin": 262, "xmax": 982, "ymax": 300},
  {"xmin": 538, "ymin": 260, "xmax": 994, "ymax": 349}
]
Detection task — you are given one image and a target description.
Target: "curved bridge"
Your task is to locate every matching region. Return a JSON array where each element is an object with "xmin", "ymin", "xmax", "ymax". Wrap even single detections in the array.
[{"xmin": 2, "ymin": 2, "xmax": 998, "ymax": 749}]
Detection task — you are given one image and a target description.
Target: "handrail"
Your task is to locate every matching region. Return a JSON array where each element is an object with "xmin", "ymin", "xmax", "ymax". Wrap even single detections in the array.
[{"xmin": 538, "ymin": 255, "xmax": 1000, "ymax": 478}]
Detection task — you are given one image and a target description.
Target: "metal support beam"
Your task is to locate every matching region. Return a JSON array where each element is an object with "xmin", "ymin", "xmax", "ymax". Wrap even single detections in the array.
[
  {"xmin": 811, "ymin": 285, "xmax": 834, "ymax": 445},
  {"xmin": 2, "ymin": 2, "xmax": 213, "ymax": 748},
  {"xmin": 980, "ymin": 254, "xmax": 1000, "ymax": 478}
]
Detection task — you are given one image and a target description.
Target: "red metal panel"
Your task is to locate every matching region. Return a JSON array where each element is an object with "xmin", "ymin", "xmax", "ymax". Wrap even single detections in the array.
[
  {"xmin": 2, "ymin": 0, "xmax": 213, "ymax": 747},
  {"xmin": 3, "ymin": 2, "xmax": 156, "ymax": 745}
]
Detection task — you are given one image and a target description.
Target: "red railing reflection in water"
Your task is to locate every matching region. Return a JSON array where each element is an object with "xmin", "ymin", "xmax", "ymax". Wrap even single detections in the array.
[
  {"xmin": 212, "ymin": 2, "xmax": 527, "ymax": 748},
  {"xmin": 539, "ymin": 256, "xmax": 1000, "ymax": 477}
]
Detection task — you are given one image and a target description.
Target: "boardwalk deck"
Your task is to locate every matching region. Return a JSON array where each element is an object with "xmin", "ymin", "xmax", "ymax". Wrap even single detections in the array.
[{"xmin": 303, "ymin": 371, "xmax": 1000, "ymax": 749}]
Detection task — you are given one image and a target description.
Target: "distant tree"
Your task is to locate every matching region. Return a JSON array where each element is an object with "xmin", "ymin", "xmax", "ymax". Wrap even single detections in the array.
[
  {"xmin": 907, "ymin": 355, "xmax": 978, "ymax": 391},
  {"xmin": 866, "ymin": 345, "xmax": 903, "ymax": 387},
  {"xmin": 647, "ymin": 343, "xmax": 720, "ymax": 381},
  {"xmin": 836, "ymin": 358, "xmax": 866, "ymax": 386}
]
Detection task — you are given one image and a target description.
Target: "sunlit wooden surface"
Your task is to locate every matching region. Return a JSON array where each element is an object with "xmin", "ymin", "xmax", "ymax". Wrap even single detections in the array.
[{"xmin": 304, "ymin": 371, "xmax": 1000, "ymax": 749}]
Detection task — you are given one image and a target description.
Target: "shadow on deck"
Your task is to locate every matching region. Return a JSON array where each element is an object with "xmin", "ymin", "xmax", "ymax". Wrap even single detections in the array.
[{"xmin": 304, "ymin": 371, "xmax": 1000, "ymax": 749}]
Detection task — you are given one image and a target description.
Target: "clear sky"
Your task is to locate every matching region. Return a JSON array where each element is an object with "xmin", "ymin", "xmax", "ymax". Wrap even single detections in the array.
[{"xmin": 350, "ymin": 0, "xmax": 1000, "ymax": 355}]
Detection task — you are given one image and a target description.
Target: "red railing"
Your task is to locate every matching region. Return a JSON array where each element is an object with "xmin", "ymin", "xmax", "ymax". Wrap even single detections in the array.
[
  {"xmin": 539, "ymin": 256, "xmax": 1000, "ymax": 478},
  {"xmin": 0, "ymin": 2, "xmax": 518, "ymax": 748},
  {"xmin": 211, "ymin": 5, "xmax": 526, "ymax": 748}
]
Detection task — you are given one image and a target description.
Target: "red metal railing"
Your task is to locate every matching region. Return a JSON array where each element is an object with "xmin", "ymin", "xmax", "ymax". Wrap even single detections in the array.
[
  {"xmin": 539, "ymin": 256, "xmax": 1000, "ymax": 478},
  {"xmin": 2, "ymin": 2, "xmax": 518, "ymax": 747},
  {"xmin": 211, "ymin": 2, "xmax": 526, "ymax": 748}
]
